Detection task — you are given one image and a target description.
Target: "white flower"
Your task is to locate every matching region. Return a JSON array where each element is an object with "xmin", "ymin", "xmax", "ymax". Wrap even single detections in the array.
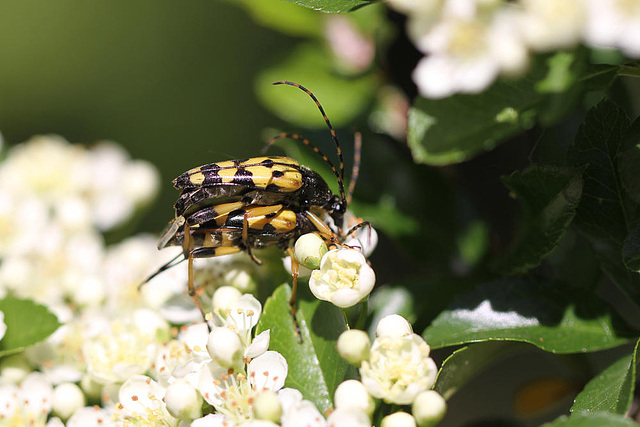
[
  {"xmin": 198, "ymin": 351, "xmax": 288, "ymax": 424},
  {"xmin": 519, "ymin": 0, "xmax": 587, "ymax": 51},
  {"xmin": 360, "ymin": 318, "xmax": 437, "ymax": 405},
  {"xmin": 0, "ymin": 372, "xmax": 53, "ymax": 425},
  {"xmin": 114, "ymin": 375, "xmax": 177, "ymax": 426},
  {"xmin": 281, "ymin": 397, "xmax": 326, "ymax": 427},
  {"xmin": 82, "ymin": 310, "xmax": 169, "ymax": 385},
  {"xmin": 412, "ymin": 2, "xmax": 527, "ymax": 98},
  {"xmin": 309, "ymin": 248, "xmax": 376, "ymax": 308},
  {"xmin": 66, "ymin": 406, "xmax": 115, "ymax": 427},
  {"xmin": 584, "ymin": 0, "xmax": 640, "ymax": 57}
]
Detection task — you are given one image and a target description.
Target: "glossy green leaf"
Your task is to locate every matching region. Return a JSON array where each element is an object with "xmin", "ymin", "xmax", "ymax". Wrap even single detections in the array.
[
  {"xmin": 569, "ymin": 99, "xmax": 640, "ymax": 306},
  {"xmin": 281, "ymin": 0, "xmax": 376, "ymax": 13},
  {"xmin": 545, "ymin": 412, "xmax": 640, "ymax": 427},
  {"xmin": 571, "ymin": 339, "xmax": 639, "ymax": 415},
  {"xmin": 256, "ymin": 284, "xmax": 355, "ymax": 413},
  {"xmin": 434, "ymin": 341, "xmax": 522, "ymax": 400},
  {"xmin": 256, "ymin": 43, "xmax": 378, "ymax": 128},
  {"xmin": 496, "ymin": 165, "xmax": 584, "ymax": 274},
  {"xmin": 0, "ymin": 296, "xmax": 61, "ymax": 357},
  {"xmin": 407, "ymin": 54, "xmax": 618, "ymax": 166},
  {"xmin": 423, "ymin": 277, "xmax": 632, "ymax": 354}
]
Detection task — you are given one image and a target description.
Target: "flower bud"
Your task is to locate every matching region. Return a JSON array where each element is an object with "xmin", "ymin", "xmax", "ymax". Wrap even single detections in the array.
[
  {"xmin": 334, "ymin": 380, "xmax": 375, "ymax": 416},
  {"xmin": 164, "ymin": 378, "xmax": 203, "ymax": 420},
  {"xmin": 376, "ymin": 314, "xmax": 412, "ymax": 338},
  {"xmin": 207, "ymin": 327, "xmax": 243, "ymax": 369},
  {"xmin": 294, "ymin": 233, "xmax": 328, "ymax": 270},
  {"xmin": 337, "ymin": 329, "xmax": 370, "ymax": 367},
  {"xmin": 253, "ymin": 389, "xmax": 282, "ymax": 422},
  {"xmin": 0, "ymin": 353, "xmax": 31, "ymax": 384},
  {"xmin": 381, "ymin": 411, "xmax": 416, "ymax": 427},
  {"xmin": 412, "ymin": 390, "xmax": 447, "ymax": 427},
  {"xmin": 52, "ymin": 382, "xmax": 85, "ymax": 421}
]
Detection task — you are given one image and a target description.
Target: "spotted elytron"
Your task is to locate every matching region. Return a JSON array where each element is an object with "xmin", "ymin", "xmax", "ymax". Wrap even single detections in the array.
[{"xmin": 147, "ymin": 81, "xmax": 365, "ymax": 333}]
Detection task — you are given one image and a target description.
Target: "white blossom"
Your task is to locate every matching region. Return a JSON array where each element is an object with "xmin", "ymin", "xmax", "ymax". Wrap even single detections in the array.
[
  {"xmin": 114, "ymin": 375, "xmax": 177, "ymax": 426},
  {"xmin": 309, "ymin": 248, "xmax": 376, "ymax": 308},
  {"xmin": 360, "ymin": 317, "xmax": 438, "ymax": 405},
  {"xmin": 584, "ymin": 0, "xmax": 640, "ymax": 57}
]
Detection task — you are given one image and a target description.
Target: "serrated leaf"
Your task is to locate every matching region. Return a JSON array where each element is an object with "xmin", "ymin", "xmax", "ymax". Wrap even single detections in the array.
[
  {"xmin": 407, "ymin": 54, "xmax": 618, "ymax": 166},
  {"xmin": 545, "ymin": 412, "xmax": 640, "ymax": 427},
  {"xmin": 256, "ymin": 284, "xmax": 354, "ymax": 413},
  {"xmin": 434, "ymin": 341, "xmax": 521, "ymax": 400},
  {"xmin": 571, "ymin": 339, "xmax": 639, "ymax": 415},
  {"xmin": 569, "ymin": 99, "xmax": 640, "ymax": 306},
  {"xmin": 423, "ymin": 277, "xmax": 632, "ymax": 354},
  {"xmin": 281, "ymin": 0, "xmax": 376, "ymax": 13},
  {"xmin": 496, "ymin": 165, "xmax": 584, "ymax": 274},
  {"xmin": 0, "ymin": 296, "xmax": 61, "ymax": 357},
  {"xmin": 256, "ymin": 43, "xmax": 377, "ymax": 128}
]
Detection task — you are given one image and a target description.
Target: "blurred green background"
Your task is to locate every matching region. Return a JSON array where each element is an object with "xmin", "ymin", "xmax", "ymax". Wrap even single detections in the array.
[{"xmin": 0, "ymin": 0, "xmax": 292, "ymax": 231}]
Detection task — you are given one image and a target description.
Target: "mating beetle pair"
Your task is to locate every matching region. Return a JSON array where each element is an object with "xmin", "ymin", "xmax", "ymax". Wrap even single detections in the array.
[{"xmin": 150, "ymin": 81, "xmax": 365, "ymax": 328}]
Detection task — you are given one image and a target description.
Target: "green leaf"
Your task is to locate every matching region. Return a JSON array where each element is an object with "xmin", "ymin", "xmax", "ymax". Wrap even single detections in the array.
[
  {"xmin": 623, "ymin": 223, "xmax": 640, "ymax": 272},
  {"xmin": 256, "ymin": 284, "xmax": 355, "ymax": 413},
  {"xmin": 407, "ymin": 53, "xmax": 618, "ymax": 166},
  {"xmin": 423, "ymin": 277, "xmax": 632, "ymax": 354},
  {"xmin": 545, "ymin": 412, "xmax": 640, "ymax": 427},
  {"xmin": 434, "ymin": 341, "xmax": 522, "ymax": 400},
  {"xmin": 496, "ymin": 165, "xmax": 584, "ymax": 274},
  {"xmin": 281, "ymin": 0, "xmax": 376, "ymax": 13},
  {"xmin": 619, "ymin": 116, "xmax": 640, "ymax": 205},
  {"xmin": 568, "ymin": 99, "xmax": 640, "ymax": 306},
  {"xmin": 0, "ymin": 296, "xmax": 61, "ymax": 357},
  {"xmin": 230, "ymin": 0, "xmax": 322, "ymax": 36},
  {"xmin": 256, "ymin": 43, "xmax": 377, "ymax": 128},
  {"xmin": 571, "ymin": 339, "xmax": 639, "ymax": 415}
]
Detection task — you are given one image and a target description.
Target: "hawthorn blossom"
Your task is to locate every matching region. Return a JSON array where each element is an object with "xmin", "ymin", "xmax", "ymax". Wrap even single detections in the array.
[
  {"xmin": 359, "ymin": 315, "xmax": 438, "ymax": 405},
  {"xmin": 309, "ymin": 248, "xmax": 376, "ymax": 308}
]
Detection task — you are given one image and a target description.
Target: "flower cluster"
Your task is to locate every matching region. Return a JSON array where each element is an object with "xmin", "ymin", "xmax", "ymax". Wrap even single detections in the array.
[
  {"xmin": 0, "ymin": 135, "xmax": 441, "ymax": 427},
  {"xmin": 387, "ymin": 0, "xmax": 640, "ymax": 98},
  {"xmin": 337, "ymin": 315, "xmax": 446, "ymax": 427}
]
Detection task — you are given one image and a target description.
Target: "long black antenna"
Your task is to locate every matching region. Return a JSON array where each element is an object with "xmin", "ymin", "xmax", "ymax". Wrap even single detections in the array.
[{"xmin": 271, "ymin": 81, "xmax": 346, "ymax": 204}]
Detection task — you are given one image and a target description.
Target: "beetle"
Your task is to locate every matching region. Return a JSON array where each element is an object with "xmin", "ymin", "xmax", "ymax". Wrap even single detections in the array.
[{"xmin": 146, "ymin": 81, "xmax": 365, "ymax": 334}]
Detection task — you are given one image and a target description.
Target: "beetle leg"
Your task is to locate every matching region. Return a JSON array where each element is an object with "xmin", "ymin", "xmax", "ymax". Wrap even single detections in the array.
[{"xmin": 287, "ymin": 247, "xmax": 303, "ymax": 343}]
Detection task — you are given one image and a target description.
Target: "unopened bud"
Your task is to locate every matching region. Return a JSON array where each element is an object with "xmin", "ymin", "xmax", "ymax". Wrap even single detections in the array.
[
  {"xmin": 294, "ymin": 233, "xmax": 328, "ymax": 270},
  {"xmin": 413, "ymin": 390, "xmax": 447, "ymax": 427},
  {"xmin": 381, "ymin": 411, "xmax": 416, "ymax": 427},
  {"xmin": 337, "ymin": 329, "xmax": 370, "ymax": 367}
]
